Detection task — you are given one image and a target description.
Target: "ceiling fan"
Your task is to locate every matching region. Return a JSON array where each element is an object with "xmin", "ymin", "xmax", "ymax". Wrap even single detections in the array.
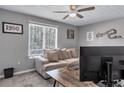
[{"xmin": 53, "ymin": 5, "xmax": 95, "ymax": 20}]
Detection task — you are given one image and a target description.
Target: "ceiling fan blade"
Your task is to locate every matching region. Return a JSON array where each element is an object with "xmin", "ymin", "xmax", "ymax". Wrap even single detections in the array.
[
  {"xmin": 63, "ymin": 14, "xmax": 69, "ymax": 20},
  {"xmin": 53, "ymin": 11, "xmax": 69, "ymax": 13},
  {"xmin": 76, "ymin": 13, "xmax": 83, "ymax": 18},
  {"xmin": 77, "ymin": 6, "xmax": 95, "ymax": 12}
]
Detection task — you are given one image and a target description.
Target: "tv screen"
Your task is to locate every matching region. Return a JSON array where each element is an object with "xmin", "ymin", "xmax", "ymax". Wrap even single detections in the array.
[{"xmin": 80, "ymin": 46, "xmax": 124, "ymax": 82}]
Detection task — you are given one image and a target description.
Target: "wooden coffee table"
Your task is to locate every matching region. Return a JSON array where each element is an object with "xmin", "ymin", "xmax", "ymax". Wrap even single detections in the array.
[{"xmin": 46, "ymin": 67, "xmax": 97, "ymax": 87}]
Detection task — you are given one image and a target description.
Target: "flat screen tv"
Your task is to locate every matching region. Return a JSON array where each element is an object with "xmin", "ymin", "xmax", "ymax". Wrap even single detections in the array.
[{"xmin": 80, "ymin": 46, "xmax": 124, "ymax": 82}]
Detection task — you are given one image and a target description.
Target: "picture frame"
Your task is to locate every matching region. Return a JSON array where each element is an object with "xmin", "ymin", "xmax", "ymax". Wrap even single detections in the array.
[
  {"xmin": 2, "ymin": 22, "xmax": 23, "ymax": 34},
  {"xmin": 67, "ymin": 29, "xmax": 74, "ymax": 39},
  {"xmin": 87, "ymin": 32, "xmax": 94, "ymax": 41}
]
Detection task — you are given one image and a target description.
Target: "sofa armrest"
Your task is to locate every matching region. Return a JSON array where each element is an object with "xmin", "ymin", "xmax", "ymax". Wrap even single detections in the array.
[
  {"xmin": 35, "ymin": 56, "xmax": 51, "ymax": 79},
  {"xmin": 35, "ymin": 56, "xmax": 49, "ymax": 65}
]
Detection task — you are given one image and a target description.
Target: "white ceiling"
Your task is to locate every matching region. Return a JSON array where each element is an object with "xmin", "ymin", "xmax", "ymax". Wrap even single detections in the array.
[{"xmin": 0, "ymin": 5, "xmax": 124, "ymax": 26}]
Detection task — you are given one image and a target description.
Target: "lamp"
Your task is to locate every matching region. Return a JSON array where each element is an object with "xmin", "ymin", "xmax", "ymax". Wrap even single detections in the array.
[{"xmin": 69, "ymin": 12, "xmax": 76, "ymax": 17}]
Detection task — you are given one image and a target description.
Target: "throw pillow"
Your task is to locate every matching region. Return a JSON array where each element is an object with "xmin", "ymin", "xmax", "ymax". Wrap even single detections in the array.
[
  {"xmin": 47, "ymin": 50, "xmax": 59, "ymax": 62},
  {"xmin": 76, "ymin": 48, "xmax": 79, "ymax": 57},
  {"xmin": 44, "ymin": 49, "xmax": 56, "ymax": 58},
  {"xmin": 56, "ymin": 49, "xmax": 63, "ymax": 60},
  {"xmin": 66, "ymin": 49, "xmax": 72, "ymax": 58},
  {"xmin": 61, "ymin": 48, "xmax": 68, "ymax": 59},
  {"xmin": 68, "ymin": 48, "xmax": 78, "ymax": 58}
]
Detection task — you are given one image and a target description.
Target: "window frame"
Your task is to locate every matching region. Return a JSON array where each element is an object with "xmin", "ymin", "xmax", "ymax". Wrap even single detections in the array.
[{"xmin": 28, "ymin": 22, "xmax": 58, "ymax": 58}]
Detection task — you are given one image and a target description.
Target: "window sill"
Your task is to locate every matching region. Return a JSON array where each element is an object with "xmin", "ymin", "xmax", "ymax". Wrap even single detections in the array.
[{"xmin": 28, "ymin": 55, "xmax": 41, "ymax": 59}]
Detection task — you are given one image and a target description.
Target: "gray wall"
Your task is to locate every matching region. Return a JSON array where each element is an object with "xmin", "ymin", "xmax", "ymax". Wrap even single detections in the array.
[
  {"xmin": 0, "ymin": 9, "xmax": 79, "ymax": 75},
  {"xmin": 79, "ymin": 18, "xmax": 124, "ymax": 46},
  {"xmin": 79, "ymin": 18, "xmax": 124, "ymax": 79}
]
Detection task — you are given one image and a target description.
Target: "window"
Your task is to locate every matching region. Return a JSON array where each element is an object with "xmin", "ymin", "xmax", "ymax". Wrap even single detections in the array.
[{"xmin": 28, "ymin": 23, "xmax": 58, "ymax": 57}]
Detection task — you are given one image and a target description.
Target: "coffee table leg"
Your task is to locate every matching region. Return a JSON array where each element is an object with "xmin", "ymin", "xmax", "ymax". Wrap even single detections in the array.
[
  {"xmin": 53, "ymin": 80, "xmax": 57, "ymax": 87},
  {"xmin": 57, "ymin": 82, "xmax": 59, "ymax": 87}
]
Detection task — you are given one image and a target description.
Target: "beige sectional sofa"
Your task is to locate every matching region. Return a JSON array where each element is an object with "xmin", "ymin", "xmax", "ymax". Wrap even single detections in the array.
[{"xmin": 35, "ymin": 48, "xmax": 79, "ymax": 79}]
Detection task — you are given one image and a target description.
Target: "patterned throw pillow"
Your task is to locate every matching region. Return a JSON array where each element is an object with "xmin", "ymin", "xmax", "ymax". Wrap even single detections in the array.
[
  {"xmin": 56, "ymin": 49, "xmax": 63, "ymax": 60},
  {"xmin": 68, "ymin": 48, "xmax": 78, "ymax": 58},
  {"xmin": 47, "ymin": 50, "xmax": 59, "ymax": 62},
  {"xmin": 66, "ymin": 49, "xmax": 72, "ymax": 59},
  {"xmin": 43, "ymin": 49, "xmax": 56, "ymax": 58},
  {"xmin": 61, "ymin": 48, "xmax": 69, "ymax": 59}
]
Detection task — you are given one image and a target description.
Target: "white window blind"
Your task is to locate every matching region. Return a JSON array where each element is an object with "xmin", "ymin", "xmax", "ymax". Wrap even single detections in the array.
[{"xmin": 28, "ymin": 22, "xmax": 58, "ymax": 57}]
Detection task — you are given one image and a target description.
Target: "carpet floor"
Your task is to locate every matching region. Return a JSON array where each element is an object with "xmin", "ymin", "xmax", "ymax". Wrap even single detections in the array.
[{"xmin": 0, "ymin": 71, "xmax": 54, "ymax": 87}]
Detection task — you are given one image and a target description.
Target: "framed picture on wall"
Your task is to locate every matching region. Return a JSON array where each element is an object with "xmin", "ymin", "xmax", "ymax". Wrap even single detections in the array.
[
  {"xmin": 67, "ymin": 29, "xmax": 74, "ymax": 39},
  {"xmin": 87, "ymin": 32, "xmax": 94, "ymax": 41},
  {"xmin": 2, "ymin": 22, "xmax": 23, "ymax": 34}
]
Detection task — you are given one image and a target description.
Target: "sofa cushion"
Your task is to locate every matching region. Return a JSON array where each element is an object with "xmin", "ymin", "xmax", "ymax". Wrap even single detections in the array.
[
  {"xmin": 44, "ymin": 61, "xmax": 68, "ymax": 71},
  {"xmin": 47, "ymin": 50, "xmax": 59, "ymax": 62},
  {"xmin": 65, "ymin": 58, "xmax": 79, "ymax": 67},
  {"xmin": 65, "ymin": 58, "xmax": 79, "ymax": 63}
]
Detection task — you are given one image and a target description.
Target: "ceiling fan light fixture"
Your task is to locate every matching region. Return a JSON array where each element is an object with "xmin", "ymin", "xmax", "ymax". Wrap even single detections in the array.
[
  {"xmin": 53, "ymin": 5, "xmax": 95, "ymax": 20},
  {"xmin": 69, "ymin": 13, "xmax": 76, "ymax": 17}
]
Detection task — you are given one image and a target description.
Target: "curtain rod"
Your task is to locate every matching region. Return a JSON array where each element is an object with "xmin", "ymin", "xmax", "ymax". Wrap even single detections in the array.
[{"xmin": 28, "ymin": 21, "xmax": 59, "ymax": 28}]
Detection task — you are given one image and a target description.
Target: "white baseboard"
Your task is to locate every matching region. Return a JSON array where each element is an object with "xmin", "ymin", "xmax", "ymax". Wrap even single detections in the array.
[
  {"xmin": 14, "ymin": 68, "xmax": 35, "ymax": 75},
  {"xmin": 0, "ymin": 75, "xmax": 4, "ymax": 79},
  {"xmin": 0, "ymin": 68, "xmax": 35, "ymax": 79}
]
